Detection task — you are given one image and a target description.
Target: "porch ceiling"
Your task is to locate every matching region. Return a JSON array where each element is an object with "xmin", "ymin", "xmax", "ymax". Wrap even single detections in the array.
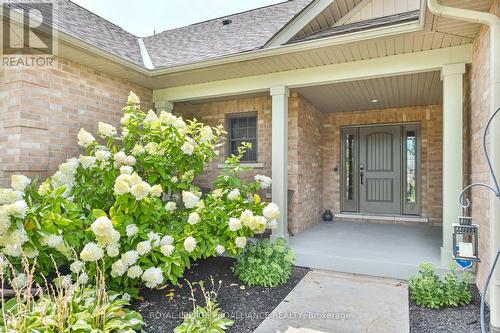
[{"xmin": 295, "ymin": 70, "xmax": 442, "ymax": 112}]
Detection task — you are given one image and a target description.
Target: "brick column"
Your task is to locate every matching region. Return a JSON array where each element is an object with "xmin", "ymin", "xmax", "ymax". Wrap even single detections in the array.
[
  {"xmin": 270, "ymin": 86, "xmax": 289, "ymax": 242},
  {"xmin": 441, "ymin": 62, "xmax": 466, "ymax": 264}
]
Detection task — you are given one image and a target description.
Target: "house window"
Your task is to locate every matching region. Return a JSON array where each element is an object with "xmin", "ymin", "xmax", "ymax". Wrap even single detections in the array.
[{"xmin": 228, "ymin": 114, "xmax": 257, "ymax": 162}]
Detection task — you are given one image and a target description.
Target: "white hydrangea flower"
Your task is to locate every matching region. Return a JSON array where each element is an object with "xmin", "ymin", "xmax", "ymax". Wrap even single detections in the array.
[
  {"xmin": 121, "ymin": 113, "xmax": 132, "ymax": 125},
  {"xmin": 120, "ymin": 166, "xmax": 133, "ymax": 175},
  {"xmin": 95, "ymin": 149, "xmax": 112, "ymax": 161},
  {"xmin": 0, "ymin": 211, "xmax": 10, "ymax": 236},
  {"xmin": 114, "ymin": 180, "xmax": 130, "ymax": 195},
  {"xmin": 137, "ymin": 240, "xmax": 152, "ymax": 255},
  {"xmin": 171, "ymin": 176, "xmax": 178, "ymax": 183},
  {"xmin": 131, "ymin": 181, "xmax": 151, "ymax": 200},
  {"xmin": 121, "ymin": 128, "xmax": 130, "ymax": 138},
  {"xmin": 43, "ymin": 234, "xmax": 64, "ymax": 249},
  {"xmin": 129, "ymin": 172, "xmax": 142, "ymax": 186},
  {"xmin": 181, "ymin": 141, "xmax": 194, "ymax": 155},
  {"xmin": 228, "ymin": 218, "xmax": 242, "ymax": 231},
  {"xmin": 98, "ymin": 122, "xmax": 117, "ymax": 138},
  {"xmin": 98, "ymin": 229, "xmax": 120, "ymax": 246},
  {"xmin": 121, "ymin": 250, "xmax": 139, "ymax": 266},
  {"xmin": 11, "ymin": 175, "xmax": 31, "ymax": 192},
  {"xmin": 211, "ymin": 189, "xmax": 223, "ymax": 199},
  {"xmin": 126, "ymin": 224, "xmax": 139, "ymax": 237},
  {"xmin": 91, "ymin": 216, "xmax": 113, "ymax": 237},
  {"xmin": 188, "ymin": 212, "xmax": 200, "ymax": 225},
  {"xmin": 227, "ymin": 188, "xmax": 240, "ymax": 201},
  {"xmin": 184, "ymin": 236, "xmax": 196, "ymax": 253},
  {"xmin": 2, "ymin": 243, "xmax": 23, "ymax": 257},
  {"xmin": 23, "ymin": 246, "xmax": 39, "ymax": 259},
  {"xmin": 240, "ymin": 210, "xmax": 254, "ymax": 227},
  {"xmin": 70, "ymin": 261, "xmax": 84, "ymax": 274},
  {"xmin": 144, "ymin": 110, "xmax": 159, "ymax": 125},
  {"xmin": 78, "ymin": 272, "xmax": 89, "ymax": 285},
  {"xmin": 7, "ymin": 200, "xmax": 28, "ymax": 219},
  {"xmin": 111, "ymin": 259, "xmax": 128, "ymax": 278},
  {"xmin": 55, "ymin": 274, "xmax": 73, "ymax": 289},
  {"xmin": 235, "ymin": 236, "xmax": 247, "ymax": 249},
  {"xmin": 215, "ymin": 245, "xmax": 225, "ymax": 255},
  {"xmin": 124, "ymin": 155, "xmax": 136, "ymax": 166},
  {"xmin": 37, "ymin": 182, "xmax": 51, "ymax": 196},
  {"xmin": 182, "ymin": 191, "xmax": 199, "ymax": 209},
  {"xmin": 128, "ymin": 91, "xmax": 140, "ymax": 104},
  {"xmin": 200, "ymin": 126, "xmax": 214, "ymax": 142},
  {"xmin": 80, "ymin": 242, "xmax": 104, "ymax": 262},
  {"xmin": 122, "ymin": 293, "xmax": 132, "ymax": 302},
  {"xmin": 165, "ymin": 201, "xmax": 177, "ymax": 212},
  {"xmin": 159, "ymin": 111, "xmax": 176, "ymax": 125},
  {"xmin": 160, "ymin": 244, "xmax": 175, "ymax": 256},
  {"xmin": 173, "ymin": 117, "xmax": 186, "ymax": 129},
  {"xmin": 0, "ymin": 189, "xmax": 23, "ymax": 205},
  {"xmin": 160, "ymin": 235, "xmax": 174, "ymax": 246},
  {"xmin": 77, "ymin": 128, "xmax": 95, "ymax": 147},
  {"xmin": 145, "ymin": 142, "xmax": 160, "ymax": 155},
  {"xmin": 141, "ymin": 267, "xmax": 164, "ymax": 289},
  {"xmin": 11, "ymin": 273, "xmax": 28, "ymax": 288},
  {"xmin": 131, "ymin": 144, "xmax": 145, "ymax": 155},
  {"xmin": 79, "ymin": 155, "xmax": 96, "ymax": 169},
  {"xmin": 114, "ymin": 151, "xmax": 127, "ymax": 165},
  {"xmin": 59, "ymin": 161, "xmax": 79, "ymax": 176},
  {"xmin": 127, "ymin": 265, "xmax": 143, "ymax": 279},
  {"xmin": 148, "ymin": 232, "xmax": 161, "ymax": 247},
  {"xmin": 255, "ymin": 175, "xmax": 272, "ymax": 189},
  {"xmin": 150, "ymin": 185, "xmax": 162, "ymax": 197},
  {"xmin": 106, "ymin": 243, "xmax": 120, "ymax": 257},
  {"xmin": 263, "ymin": 202, "xmax": 281, "ymax": 221}
]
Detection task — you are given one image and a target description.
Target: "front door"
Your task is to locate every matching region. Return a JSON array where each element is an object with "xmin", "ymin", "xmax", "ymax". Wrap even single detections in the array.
[
  {"xmin": 359, "ymin": 126, "xmax": 402, "ymax": 215},
  {"xmin": 341, "ymin": 124, "xmax": 417, "ymax": 216}
]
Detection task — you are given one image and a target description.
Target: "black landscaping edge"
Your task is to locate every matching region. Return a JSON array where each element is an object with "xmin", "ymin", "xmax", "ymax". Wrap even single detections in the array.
[
  {"xmin": 133, "ymin": 256, "xmax": 310, "ymax": 333},
  {"xmin": 409, "ymin": 284, "xmax": 490, "ymax": 333}
]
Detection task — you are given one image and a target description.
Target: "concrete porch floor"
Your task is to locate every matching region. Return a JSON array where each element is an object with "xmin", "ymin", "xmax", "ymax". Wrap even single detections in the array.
[{"xmin": 290, "ymin": 221, "xmax": 444, "ymax": 279}]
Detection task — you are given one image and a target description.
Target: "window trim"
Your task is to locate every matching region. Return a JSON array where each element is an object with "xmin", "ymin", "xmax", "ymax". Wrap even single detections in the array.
[{"xmin": 226, "ymin": 112, "xmax": 258, "ymax": 163}]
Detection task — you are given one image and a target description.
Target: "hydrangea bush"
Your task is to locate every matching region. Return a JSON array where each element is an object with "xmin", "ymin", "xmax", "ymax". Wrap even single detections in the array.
[{"xmin": 0, "ymin": 92, "xmax": 279, "ymax": 296}]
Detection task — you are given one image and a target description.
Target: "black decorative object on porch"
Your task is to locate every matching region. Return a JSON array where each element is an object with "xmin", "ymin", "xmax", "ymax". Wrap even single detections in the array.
[{"xmin": 322, "ymin": 209, "xmax": 333, "ymax": 222}]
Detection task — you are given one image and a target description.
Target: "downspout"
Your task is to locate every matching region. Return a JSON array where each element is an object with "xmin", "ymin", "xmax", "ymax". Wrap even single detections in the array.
[{"xmin": 427, "ymin": 0, "xmax": 500, "ymax": 329}]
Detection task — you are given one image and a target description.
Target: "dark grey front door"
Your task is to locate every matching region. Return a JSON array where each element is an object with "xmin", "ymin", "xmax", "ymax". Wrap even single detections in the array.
[{"xmin": 359, "ymin": 126, "xmax": 402, "ymax": 215}]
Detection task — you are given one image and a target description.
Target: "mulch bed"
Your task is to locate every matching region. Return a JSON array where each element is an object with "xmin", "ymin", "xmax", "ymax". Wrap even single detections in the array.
[
  {"xmin": 409, "ymin": 284, "xmax": 490, "ymax": 333},
  {"xmin": 133, "ymin": 256, "xmax": 310, "ymax": 333}
]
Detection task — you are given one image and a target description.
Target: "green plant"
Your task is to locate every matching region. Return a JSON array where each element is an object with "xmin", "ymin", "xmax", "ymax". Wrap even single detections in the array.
[
  {"xmin": 232, "ymin": 238, "xmax": 295, "ymax": 287},
  {"xmin": 0, "ymin": 258, "xmax": 144, "ymax": 332},
  {"xmin": 0, "ymin": 91, "xmax": 281, "ymax": 297},
  {"xmin": 174, "ymin": 277, "xmax": 234, "ymax": 333},
  {"xmin": 409, "ymin": 262, "xmax": 474, "ymax": 309}
]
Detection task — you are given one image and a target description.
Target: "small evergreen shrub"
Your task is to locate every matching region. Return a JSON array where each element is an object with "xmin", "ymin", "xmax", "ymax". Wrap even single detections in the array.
[
  {"xmin": 409, "ymin": 262, "xmax": 474, "ymax": 309},
  {"xmin": 232, "ymin": 238, "xmax": 295, "ymax": 287}
]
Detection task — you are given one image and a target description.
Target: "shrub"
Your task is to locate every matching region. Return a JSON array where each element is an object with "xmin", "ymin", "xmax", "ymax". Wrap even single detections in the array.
[
  {"xmin": 0, "ymin": 92, "xmax": 281, "ymax": 297},
  {"xmin": 0, "ymin": 258, "xmax": 144, "ymax": 332},
  {"xmin": 232, "ymin": 238, "xmax": 295, "ymax": 287},
  {"xmin": 174, "ymin": 277, "xmax": 234, "ymax": 333},
  {"xmin": 409, "ymin": 262, "xmax": 474, "ymax": 309}
]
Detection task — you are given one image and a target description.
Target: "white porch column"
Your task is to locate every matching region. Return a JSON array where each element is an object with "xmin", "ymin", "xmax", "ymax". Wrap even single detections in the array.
[
  {"xmin": 441, "ymin": 62, "xmax": 466, "ymax": 264},
  {"xmin": 270, "ymin": 86, "xmax": 289, "ymax": 242},
  {"xmin": 155, "ymin": 100, "xmax": 174, "ymax": 113}
]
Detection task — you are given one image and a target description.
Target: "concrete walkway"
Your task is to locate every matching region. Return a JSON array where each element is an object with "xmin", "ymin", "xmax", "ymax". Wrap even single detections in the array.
[{"xmin": 253, "ymin": 270, "xmax": 409, "ymax": 333}]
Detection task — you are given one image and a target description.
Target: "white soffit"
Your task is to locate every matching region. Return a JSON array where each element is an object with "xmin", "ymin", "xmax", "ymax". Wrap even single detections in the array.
[{"xmin": 296, "ymin": 71, "xmax": 442, "ymax": 112}]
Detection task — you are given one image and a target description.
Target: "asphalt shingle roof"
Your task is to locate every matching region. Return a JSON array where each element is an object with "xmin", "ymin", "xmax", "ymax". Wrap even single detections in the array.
[{"xmin": 142, "ymin": 0, "xmax": 312, "ymax": 68}]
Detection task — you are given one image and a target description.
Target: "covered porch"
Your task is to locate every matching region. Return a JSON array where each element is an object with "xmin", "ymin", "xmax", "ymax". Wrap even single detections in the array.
[
  {"xmin": 291, "ymin": 221, "xmax": 443, "ymax": 279},
  {"xmin": 155, "ymin": 45, "xmax": 472, "ymax": 276}
]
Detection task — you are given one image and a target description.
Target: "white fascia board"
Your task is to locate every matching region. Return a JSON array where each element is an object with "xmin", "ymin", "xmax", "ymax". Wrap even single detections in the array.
[
  {"xmin": 153, "ymin": 44, "xmax": 472, "ymax": 102},
  {"xmin": 265, "ymin": 0, "xmax": 335, "ymax": 48}
]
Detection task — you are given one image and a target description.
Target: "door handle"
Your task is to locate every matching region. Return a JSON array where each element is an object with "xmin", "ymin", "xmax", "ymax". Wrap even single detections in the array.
[{"xmin": 360, "ymin": 164, "xmax": 365, "ymax": 185}]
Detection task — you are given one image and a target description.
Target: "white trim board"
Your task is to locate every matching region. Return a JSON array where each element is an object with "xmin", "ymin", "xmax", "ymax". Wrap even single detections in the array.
[{"xmin": 153, "ymin": 44, "xmax": 472, "ymax": 102}]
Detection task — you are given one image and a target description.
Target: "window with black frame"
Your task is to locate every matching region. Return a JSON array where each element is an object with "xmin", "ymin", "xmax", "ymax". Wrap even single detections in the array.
[{"xmin": 228, "ymin": 114, "xmax": 257, "ymax": 162}]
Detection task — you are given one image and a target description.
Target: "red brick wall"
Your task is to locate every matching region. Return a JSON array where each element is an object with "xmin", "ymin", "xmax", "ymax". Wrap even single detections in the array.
[{"xmin": 0, "ymin": 56, "xmax": 153, "ymax": 186}]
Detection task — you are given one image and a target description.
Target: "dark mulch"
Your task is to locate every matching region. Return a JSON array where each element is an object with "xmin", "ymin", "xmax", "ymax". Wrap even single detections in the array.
[
  {"xmin": 132, "ymin": 256, "xmax": 310, "ymax": 333},
  {"xmin": 409, "ymin": 284, "xmax": 490, "ymax": 333}
]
